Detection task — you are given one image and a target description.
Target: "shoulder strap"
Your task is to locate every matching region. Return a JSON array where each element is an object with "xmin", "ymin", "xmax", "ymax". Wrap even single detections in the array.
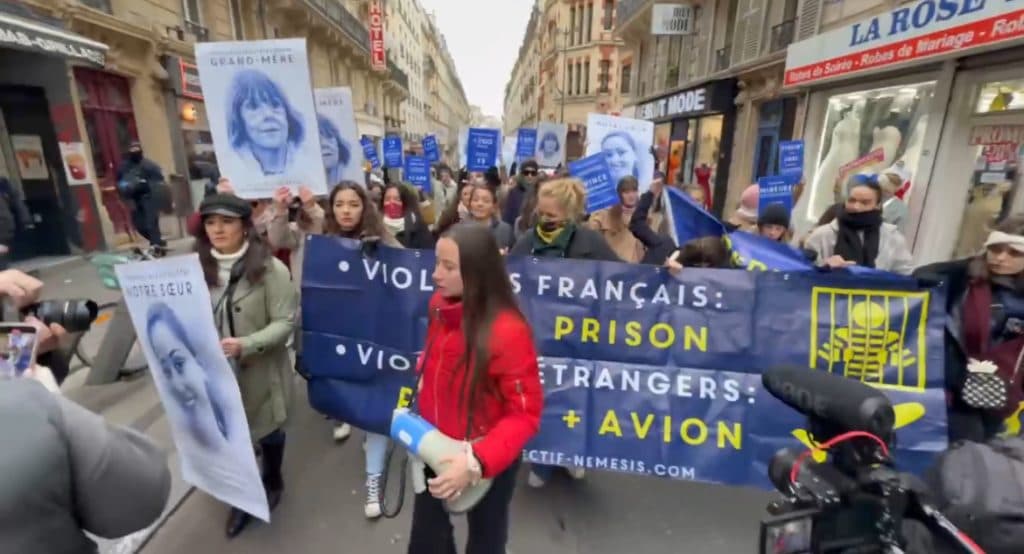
[{"xmin": 214, "ymin": 259, "xmax": 246, "ymax": 337}]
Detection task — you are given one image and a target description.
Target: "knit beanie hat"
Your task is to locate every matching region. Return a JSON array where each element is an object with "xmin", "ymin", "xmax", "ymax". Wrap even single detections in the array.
[{"xmin": 758, "ymin": 202, "xmax": 791, "ymax": 229}]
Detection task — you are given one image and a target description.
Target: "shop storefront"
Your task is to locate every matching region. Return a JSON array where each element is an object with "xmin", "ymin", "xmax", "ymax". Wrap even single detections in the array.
[
  {"xmin": 637, "ymin": 79, "xmax": 737, "ymax": 215},
  {"xmin": 784, "ymin": 0, "xmax": 1024, "ymax": 265},
  {"xmin": 0, "ymin": 5, "xmax": 109, "ymax": 259}
]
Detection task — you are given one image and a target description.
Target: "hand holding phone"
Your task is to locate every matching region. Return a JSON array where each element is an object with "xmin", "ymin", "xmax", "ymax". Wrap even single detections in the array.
[{"xmin": 0, "ymin": 323, "xmax": 38, "ymax": 380}]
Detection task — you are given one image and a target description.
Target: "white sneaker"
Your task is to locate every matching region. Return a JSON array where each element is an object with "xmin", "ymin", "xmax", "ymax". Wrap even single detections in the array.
[
  {"xmin": 568, "ymin": 467, "xmax": 586, "ymax": 480},
  {"xmin": 364, "ymin": 473, "xmax": 382, "ymax": 519},
  {"xmin": 333, "ymin": 422, "xmax": 351, "ymax": 442},
  {"xmin": 527, "ymin": 470, "xmax": 546, "ymax": 488}
]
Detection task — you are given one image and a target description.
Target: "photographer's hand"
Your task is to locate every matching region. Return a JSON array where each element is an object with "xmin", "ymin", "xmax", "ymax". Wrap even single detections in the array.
[
  {"xmin": 0, "ymin": 269, "xmax": 43, "ymax": 309},
  {"xmin": 26, "ymin": 315, "xmax": 67, "ymax": 354}
]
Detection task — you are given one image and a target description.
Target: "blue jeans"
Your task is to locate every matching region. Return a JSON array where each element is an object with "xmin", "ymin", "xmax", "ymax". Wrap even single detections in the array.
[{"xmin": 365, "ymin": 432, "xmax": 389, "ymax": 475}]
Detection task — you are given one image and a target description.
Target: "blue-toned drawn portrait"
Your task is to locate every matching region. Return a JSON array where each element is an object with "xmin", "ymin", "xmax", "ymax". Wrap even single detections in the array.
[
  {"xmin": 227, "ymin": 69, "xmax": 306, "ymax": 177},
  {"xmin": 146, "ymin": 301, "xmax": 230, "ymax": 450},
  {"xmin": 537, "ymin": 131, "xmax": 562, "ymax": 167},
  {"xmin": 601, "ymin": 130, "xmax": 640, "ymax": 185},
  {"xmin": 317, "ymin": 113, "xmax": 352, "ymax": 187}
]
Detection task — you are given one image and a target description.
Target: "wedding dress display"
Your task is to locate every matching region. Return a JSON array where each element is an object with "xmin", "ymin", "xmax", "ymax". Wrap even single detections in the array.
[
  {"xmin": 864, "ymin": 125, "xmax": 903, "ymax": 174},
  {"xmin": 800, "ymin": 109, "xmax": 861, "ymax": 224}
]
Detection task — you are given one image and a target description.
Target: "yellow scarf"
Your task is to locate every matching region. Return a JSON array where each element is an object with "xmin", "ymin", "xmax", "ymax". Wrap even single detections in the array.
[{"xmin": 535, "ymin": 224, "xmax": 565, "ymax": 244}]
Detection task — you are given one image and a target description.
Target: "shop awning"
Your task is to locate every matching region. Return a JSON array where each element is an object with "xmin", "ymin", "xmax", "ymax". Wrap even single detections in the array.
[{"xmin": 0, "ymin": 11, "xmax": 107, "ymax": 67}]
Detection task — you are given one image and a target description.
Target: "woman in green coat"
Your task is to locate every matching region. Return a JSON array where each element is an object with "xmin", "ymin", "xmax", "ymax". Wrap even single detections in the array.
[{"xmin": 195, "ymin": 193, "xmax": 297, "ymax": 538}]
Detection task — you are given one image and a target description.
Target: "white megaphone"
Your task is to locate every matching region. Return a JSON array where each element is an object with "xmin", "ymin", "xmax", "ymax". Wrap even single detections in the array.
[{"xmin": 391, "ymin": 408, "xmax": 492, "ymax": 513}]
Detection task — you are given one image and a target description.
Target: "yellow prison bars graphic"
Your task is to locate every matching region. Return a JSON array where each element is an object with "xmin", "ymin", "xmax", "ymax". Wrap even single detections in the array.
[{"xmin": 809, "ymin": 287, "xmax": 929, "ymax": 393}]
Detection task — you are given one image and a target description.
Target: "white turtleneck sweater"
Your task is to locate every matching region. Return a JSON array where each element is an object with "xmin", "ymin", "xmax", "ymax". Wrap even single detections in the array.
[{"xmin": 211, "ymin": 241, "xmax": 249, "ymax": 300}]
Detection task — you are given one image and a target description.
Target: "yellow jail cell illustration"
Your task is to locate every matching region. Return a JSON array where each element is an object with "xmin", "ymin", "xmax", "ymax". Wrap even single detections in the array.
[{"xmin": 810, "ymin": 289, "xmax": 929, "ymax": 393}]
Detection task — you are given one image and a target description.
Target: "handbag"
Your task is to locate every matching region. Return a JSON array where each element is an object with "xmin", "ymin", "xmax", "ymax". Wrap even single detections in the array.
[{"xmin": 962, "ymin": 344, "xmax": 1023, "ymax": 412}]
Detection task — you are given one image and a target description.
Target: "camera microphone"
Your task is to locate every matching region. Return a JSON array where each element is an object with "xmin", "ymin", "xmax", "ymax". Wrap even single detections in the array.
[{"xmin": 762, "ymin": 367, "xmax": 895, "ymax": 441}]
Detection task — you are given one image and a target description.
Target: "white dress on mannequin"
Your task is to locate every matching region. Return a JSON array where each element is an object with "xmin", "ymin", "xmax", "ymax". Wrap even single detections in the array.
[
  {"xmin": 898, "ymin": 115, "xmax": 928, "ymax": 183},
  {"xmin": 800, "ymin": 111, "xmax": 861, "ymax": 226},
  {"xmin": 864, "ymin": 125, "xmax": 903, "ymax": 174}
]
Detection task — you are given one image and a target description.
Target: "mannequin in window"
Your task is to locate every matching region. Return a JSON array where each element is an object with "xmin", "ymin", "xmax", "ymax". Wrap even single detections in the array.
[
  {"xmin": 897, "ymin": 114, "xmax": 928, "ymax": 198},
  {"xmin": 956, "ymin": 181, "xmax": 1013, "ymax": 259},
  {"xmin": 800, "ymin": 105, "xmax": 861, "ymax": 224},
  {"xmin": 865, "ymin": 111, "xmax": 903, "ymax": 174}
]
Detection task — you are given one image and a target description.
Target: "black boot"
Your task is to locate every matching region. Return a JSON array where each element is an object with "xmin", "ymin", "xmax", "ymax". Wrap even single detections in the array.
[
  {"xmin": 225, "ymin": 508, "xmax": 251, "ymax": 538},
  {"xmin": 260, "ymin": 431, "xmax": 286, "ymax": 511}
]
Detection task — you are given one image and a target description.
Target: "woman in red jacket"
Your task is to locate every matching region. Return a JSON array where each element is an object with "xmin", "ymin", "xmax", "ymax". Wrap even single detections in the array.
[{"xmin": 408, "ymin": 223, "xmax": 543, "ymax": 553}]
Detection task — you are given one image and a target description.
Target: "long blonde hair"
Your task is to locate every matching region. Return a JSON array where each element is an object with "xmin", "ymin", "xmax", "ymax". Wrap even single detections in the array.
[{"xmin": 538, "ymin": 178, "xmax": 586, "ymax": 222}]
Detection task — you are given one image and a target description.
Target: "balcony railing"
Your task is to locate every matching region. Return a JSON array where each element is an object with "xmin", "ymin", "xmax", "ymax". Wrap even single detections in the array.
[
  {"xmin": 715, "ymin": 46, "xmax": 730, "ymax": 72},
  {"xmin": 79, "ymin": 0, "xmax": 112, "ymax": 13},
  {"xmin": 306, "ymin": 0, "xmax": 369, "ymax": 54},
  {"xmin": 769, "ymin": 19, "xmax": 797, "ymax": 53},
  {"xmin": 616, "ymin": 0, "xmax": 648, "ymax": 31},
  {"xmin": 388, "ymin": 56, "xmax": 409, "ymax": 91}
]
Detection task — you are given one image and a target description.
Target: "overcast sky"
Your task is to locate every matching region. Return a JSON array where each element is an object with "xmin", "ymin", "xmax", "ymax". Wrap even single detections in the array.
[{"xmin": 419, "ymin": 0, "xmax": 534, "ymax": 120}]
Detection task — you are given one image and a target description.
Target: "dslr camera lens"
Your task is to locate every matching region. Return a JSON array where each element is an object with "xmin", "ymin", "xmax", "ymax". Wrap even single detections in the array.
[{"xmin": 23, "ymin": 300, "xmax": 99, "ymax": 334}]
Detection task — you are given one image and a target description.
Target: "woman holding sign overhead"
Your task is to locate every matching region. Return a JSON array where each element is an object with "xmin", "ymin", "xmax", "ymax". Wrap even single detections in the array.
[
  {"xmin": 408, "ymin": 223, "xmax": 542, "ymax": 553},
  {"xmin": 195, "ymin": 193, "xmax": 297, "ymax": 538}
]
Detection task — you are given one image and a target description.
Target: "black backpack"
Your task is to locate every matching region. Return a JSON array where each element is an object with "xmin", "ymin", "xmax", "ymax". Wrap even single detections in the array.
[{"xmin": 926, "ymin": 437, "xmax": 1024, "ymax": 553}]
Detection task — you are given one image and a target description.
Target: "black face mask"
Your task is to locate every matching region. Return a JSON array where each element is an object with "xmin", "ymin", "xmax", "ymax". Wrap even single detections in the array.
[{"xmin": 129, "ymin": 151, "xmax": 143, "ymax": 163}]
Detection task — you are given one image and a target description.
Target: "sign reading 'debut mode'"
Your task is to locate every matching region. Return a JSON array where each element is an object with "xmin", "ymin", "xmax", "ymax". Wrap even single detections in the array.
[
  {"xmin": 637, "ymin": 86, "xmax": 709, "ymax": 120},
  {"xmin": 651, "ymin": 4, "xmax": 696, "ymax": 35}
]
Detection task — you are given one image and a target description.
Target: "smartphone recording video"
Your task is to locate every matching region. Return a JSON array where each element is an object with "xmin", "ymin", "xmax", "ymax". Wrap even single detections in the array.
[{"xmin": 0, "ymin": 324, "xmax": 38, "ymax": 380}]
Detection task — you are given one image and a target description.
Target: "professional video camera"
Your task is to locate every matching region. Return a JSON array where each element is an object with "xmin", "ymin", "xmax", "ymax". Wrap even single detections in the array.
[
  {"xmin": 759, "ymin": 368, "xmax": 985, "ymax": 554},
  {"xmin": 2, "ymin": 297, "xmax": 98, "ymax": 334}
]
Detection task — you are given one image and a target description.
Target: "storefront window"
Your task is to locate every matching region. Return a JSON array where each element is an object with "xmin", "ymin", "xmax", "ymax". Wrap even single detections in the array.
[
  {"xmin": 954, "ymin": 125, "xmax": 1024, "ymax": 258},
  {"xmin": 975, "ymin": 79, "xmax": 1024, "ymax": 114},
  {"xmin": 693, "ymin": 114, "xmax": 722, "ymax": 202},
  {"xmin": 654, "ymin": 122, "xmax": 671, "ymax": 177},
  {"xmin": 805, "ymin": 81, "xmax": 935, "ymax": 223}
]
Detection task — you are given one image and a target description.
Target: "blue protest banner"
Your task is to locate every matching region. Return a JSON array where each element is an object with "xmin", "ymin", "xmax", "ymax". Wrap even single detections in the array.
[
  {"xmin": 568, "ymin": 153, "xmax": 618, "ymax": 213},
  {"xmin": 779, "ymin": 140, "xmax": 804, "ymax": 179},
  {"xmin": 758, "ymin": 175, "xmax": 796, "ymax": 216},
  {"xmin": 422, "ymin": 135, "xmax": 440, "ymax": 163},
  {"xmin": 404, "ymin": 155, "xmax": 431, "ymax": 193},
  {"xmin": 383, "ymin": 135, "xmax": 403, "ymax": 167},
  {"xmin": 360, "ymin": 136, "xmax": 380, "ymax": 169},
  {"xmin": 516, "ymin": 128, "xmax": 538, "ymax": 162},
  {"xmin": 301, "ymin": 237, "xmax": 951, "ymax": 489},
  {"xmin": 466, "ymin": 128, "xmax": 500, "ymax": 171}
]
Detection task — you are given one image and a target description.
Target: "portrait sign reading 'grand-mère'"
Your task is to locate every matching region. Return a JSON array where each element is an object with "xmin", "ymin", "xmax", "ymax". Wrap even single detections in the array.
[{"xmin": 195, "ymin": 39, "xmax": 328, "ymax": 198}]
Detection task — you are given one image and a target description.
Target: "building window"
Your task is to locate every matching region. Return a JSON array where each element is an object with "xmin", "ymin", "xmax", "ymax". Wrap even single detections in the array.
[
  {"xmin": 576, "ymin": 4, "xmax": 584, "ymax": 44},
  {"xmin": 569, "ymin": 6, "xmax": 576, "ymax": 46},
  {"xmin": 584, "ymin": 60, "xmax": 590, "ymax": 95},
  {"xmin": 182, "ymin": 0, "xmax": 202, "ymax": 23},
  {"xmin": 229, "ymin": 0, "xmax": 244, "ymax": 39},
  {"xmin": 603, "ymin": 0, "xmax": 614, "ymax": 30},
  {"xmin": 585, "ymin": 3, "xmax": 593, "ymax": 42},
  {"xmin": 621, "ymin": 63, "xmax": 631, "ymax": 94},
  {"xmin": 575, "ymin": 62, "xmax": 582, "ymax": 95}
]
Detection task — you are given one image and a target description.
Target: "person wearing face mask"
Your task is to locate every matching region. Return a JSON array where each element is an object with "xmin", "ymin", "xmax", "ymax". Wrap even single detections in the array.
[
  {"xmin": 380, "ymin": 183, "xmax": 434, "ymax": 249},
  {"xmin": 117, "ymin": 141, "xmax": 167, "ymax": 252},
  {"xmin": 804, "ymin": 179, "xmax": 913, "ymax": 274},
  {"xmin": 915, "ymin": 218, "xmax": 1024, "ymax": 443},
  {"xmin": 509, "ymin": 178, "xmax": 620, "ymax": 262},
  {"xmin": 587, "ymin": 176, "xmax": 645, "ymax": 263},
  {"xmin": 457, "ymin": 184, "xmax": 515, "ymax": 251},
  {"xmin": 195, "ymin": 194, "xmax": 297, "ymax": 538},
  {"xmin": 502, "ymin": 160, "xmax": 540, "ymax": 225}
]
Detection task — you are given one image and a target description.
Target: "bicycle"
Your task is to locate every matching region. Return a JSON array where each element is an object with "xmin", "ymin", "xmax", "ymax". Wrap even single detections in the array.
[{"xmin": 70, "ymin": 245, "xmax": 166, "ymax": 384}]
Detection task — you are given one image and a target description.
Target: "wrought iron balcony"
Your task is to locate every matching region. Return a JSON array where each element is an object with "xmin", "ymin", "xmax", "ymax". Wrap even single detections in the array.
[
  {"xmin": 79, "ymin": 0, "xmax": 112, "ymax": 13},
  {"xmin": 770, "ymin": 19, "xmax": 797, "ymax": 53},
  {"xmin": 715, "ymin": 45, "xmax": 730, "ymax": 72},
  {"xmin": 306, "ymin": 0, "xmax": 369, "ymax": 54}
]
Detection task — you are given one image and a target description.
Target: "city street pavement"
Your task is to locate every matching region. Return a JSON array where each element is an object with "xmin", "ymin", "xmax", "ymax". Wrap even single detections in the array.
[{"xmin": 30, "ymin": 244, "xmax": 775, "ymax": 554}]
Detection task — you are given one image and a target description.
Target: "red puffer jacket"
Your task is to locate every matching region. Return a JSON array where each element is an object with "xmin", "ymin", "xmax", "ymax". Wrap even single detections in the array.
[{"xmin": 417, "ymin": 292, "xmax": 543, "ymax": 478}]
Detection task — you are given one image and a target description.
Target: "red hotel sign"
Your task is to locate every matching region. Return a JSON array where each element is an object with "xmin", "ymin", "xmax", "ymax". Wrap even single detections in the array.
[
  {"xmin": 785, "ymin": 1, "xmax": 1024, "ymax": 87},
  {"xmin": 369, "ymin": 0, "xmax": 386, "ymax": 72}
]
